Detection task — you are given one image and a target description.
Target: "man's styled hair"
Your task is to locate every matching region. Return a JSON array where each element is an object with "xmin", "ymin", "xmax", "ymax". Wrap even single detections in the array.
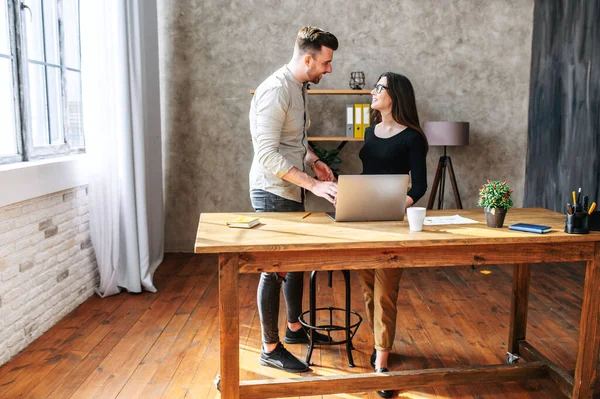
[{"xmin": 296, "ymin": 26, "xmax": 339, "ymax": 57}]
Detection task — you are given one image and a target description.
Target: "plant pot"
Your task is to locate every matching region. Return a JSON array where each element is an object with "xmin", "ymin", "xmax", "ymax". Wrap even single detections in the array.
[{"xmin": 484, "ymin": 207, "xmax": 507, "ymax": 228}]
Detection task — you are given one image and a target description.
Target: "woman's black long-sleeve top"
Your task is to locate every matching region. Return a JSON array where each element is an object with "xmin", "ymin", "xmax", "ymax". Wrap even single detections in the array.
[{"xmin": 359, "ymin": 126, "xmax": 428, "ymax": 202}]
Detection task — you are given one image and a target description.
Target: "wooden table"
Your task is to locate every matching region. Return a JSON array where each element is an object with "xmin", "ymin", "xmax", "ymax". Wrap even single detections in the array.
[{"xmin": 194, "ymin": 208, "xmax": 600, "ymax": 398}]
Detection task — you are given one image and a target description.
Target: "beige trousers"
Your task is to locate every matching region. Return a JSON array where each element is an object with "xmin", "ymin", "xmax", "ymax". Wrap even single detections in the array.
[{"xmin": 357, "ymin": 268, "xmax": 404, "ymax": 351}]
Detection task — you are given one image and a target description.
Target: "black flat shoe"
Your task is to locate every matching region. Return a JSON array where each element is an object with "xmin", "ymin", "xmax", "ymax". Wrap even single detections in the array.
[
  {"xmin": 374, "ymin": 367, "xmax": 394, "ymax": 398},
  {"xmin": 372, "ymin": 349, "xmax": 402, "ymax": 369},
  {"xmin": 370, "ymin": 348, "xmax": 376, "ymax": 369}
]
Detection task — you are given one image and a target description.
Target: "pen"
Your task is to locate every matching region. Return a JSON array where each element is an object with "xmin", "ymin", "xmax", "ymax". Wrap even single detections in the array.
[
  {"xmin": 302, "ymin": 212, "xmax": 312, "ymax": 219},
  {"xmin": 572, "ymin": 191, "xmax": 577, "ymax": 205},
  {"xmin": 589, "ymin": 202, "xmax": 596, "ymax": 215},
  {"xmin": 583, "ymin": 196, "xmax": 589, "ymax": 211},
  {"xmin": 577, "ymin": 188, "xmax": 582, "ymax": 204}
]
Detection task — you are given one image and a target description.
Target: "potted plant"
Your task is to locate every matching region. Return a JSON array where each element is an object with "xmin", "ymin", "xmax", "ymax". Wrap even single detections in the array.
[{"xmin": 478, "ymin": 180, "xmax": 514, "ymax": 228}]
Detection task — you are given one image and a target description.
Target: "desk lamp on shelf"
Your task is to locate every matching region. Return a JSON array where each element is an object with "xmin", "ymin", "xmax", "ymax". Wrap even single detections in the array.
[{"xmin": 424, "ymin": 121, "xmax": 470, "ymax": 210}]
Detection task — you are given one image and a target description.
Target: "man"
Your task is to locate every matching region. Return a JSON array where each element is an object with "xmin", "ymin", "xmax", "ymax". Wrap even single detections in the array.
[{"xmin": 249, "ymin": 26, "xmax": 339, "ymax": 372}]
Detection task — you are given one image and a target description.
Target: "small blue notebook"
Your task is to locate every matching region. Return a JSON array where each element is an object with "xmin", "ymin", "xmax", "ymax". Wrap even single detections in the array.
[{"xmin": 508, "ymin": 223, "xmax": 552, "ymax": 234}]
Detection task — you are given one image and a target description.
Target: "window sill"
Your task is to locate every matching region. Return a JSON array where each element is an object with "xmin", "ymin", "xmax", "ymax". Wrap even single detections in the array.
[{"xmin": 0, "ymin": 154, "xmax": 88, "ymax": 208}]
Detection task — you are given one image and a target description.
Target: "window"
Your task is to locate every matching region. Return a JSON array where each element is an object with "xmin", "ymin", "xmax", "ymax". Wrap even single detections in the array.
[{"xmin": 0, "ymin": 0, "xmax": 84, "ymax": 165}]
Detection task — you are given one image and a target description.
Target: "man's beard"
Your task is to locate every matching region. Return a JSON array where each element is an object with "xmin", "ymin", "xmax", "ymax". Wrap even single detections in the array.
[{"xmin": 307, "ymin": 69, "xmax": 322, "ymax": 84}]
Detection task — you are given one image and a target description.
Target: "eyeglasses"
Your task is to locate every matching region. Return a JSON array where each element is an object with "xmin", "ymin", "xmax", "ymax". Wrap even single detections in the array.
[{"xmin": 373, "ymin": 83, "xmax": 388, "ymax": 94}]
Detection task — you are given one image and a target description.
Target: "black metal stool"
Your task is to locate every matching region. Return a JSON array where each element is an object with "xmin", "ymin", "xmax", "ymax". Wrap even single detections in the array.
[{"xmin": 298, "ymin": 270, "xmax": 362, "ymax": 367}]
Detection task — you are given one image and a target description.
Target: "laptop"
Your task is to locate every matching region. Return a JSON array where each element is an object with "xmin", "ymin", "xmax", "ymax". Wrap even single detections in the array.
[{"xmin": 326, "ymin": 174, "xmax": 409, "ymax": 222}]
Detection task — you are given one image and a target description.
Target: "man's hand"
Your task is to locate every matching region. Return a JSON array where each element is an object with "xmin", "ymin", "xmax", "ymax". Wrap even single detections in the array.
[
  {"xmin": 312, "ymin": 160, "xmax": 335, "ymax": 182},
  {"xmin": 311, "ymin": 181, "xmax": 338, "ymax": 204},
  {"xmin": 281, "ymin": 166, "xmax": 337, "ymax": 204}
]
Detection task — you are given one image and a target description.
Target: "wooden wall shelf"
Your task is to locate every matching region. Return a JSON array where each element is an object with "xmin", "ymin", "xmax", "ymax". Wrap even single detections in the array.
[
  {"xmin": 308, "ymin": 137, "xmax": 363, "ymax": 142},
  {"xmin": 250, "ymin": 88, "xmax": 369, "ymax": 150},
  {"xmin": 250, "ymin": 89, "xmax": 371, "ymax": 95}
]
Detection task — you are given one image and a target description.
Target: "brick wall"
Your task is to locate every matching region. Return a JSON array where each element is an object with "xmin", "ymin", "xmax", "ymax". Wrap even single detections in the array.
[{"xmin": 0, "ymin": 186, "xmax": 98, "ymax": 366}]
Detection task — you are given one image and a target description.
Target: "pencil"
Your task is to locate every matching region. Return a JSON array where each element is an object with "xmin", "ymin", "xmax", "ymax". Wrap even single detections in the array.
[
  {"xmin": 588, "ymin": 202, "xmax": 596, "ymax": 215},
  {"xmin": 302, "ymin": 212, "xmax": 312, "ymax": 219},
  {"xmin": 572, "ymin": 191, "xmax": 577, "ymax": 204}
]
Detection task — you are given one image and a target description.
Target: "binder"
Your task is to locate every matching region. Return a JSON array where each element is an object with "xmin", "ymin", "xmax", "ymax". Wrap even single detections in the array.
[
  {"xmin": 346, "ymin": 104, "xmax": 354, "ymax": 138},
  {"xmin": 362, "ymin": 103, "xmax": 370, "ymax": 134},
  {"xmin": 354, "ymin": 104, "xmax": 363, "ymax": 138}
]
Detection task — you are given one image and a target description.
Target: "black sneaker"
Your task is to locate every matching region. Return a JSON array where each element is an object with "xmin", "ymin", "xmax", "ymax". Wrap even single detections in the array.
[
  {"xmin": 259, "ymin": 342, "xmax": 309, "ymax": 372},
  {"xmin": 374, "ymin": 367, "xmax": 394, "ymax": 398},
  {"xmin": 283, "ymin": 326, "xmax": 331, "ymax": 344}
]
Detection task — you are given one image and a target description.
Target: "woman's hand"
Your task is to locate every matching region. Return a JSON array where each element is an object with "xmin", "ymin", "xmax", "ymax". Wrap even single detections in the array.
[{"xmin": 312, "ymin": 160, "xmax": 335, "ymax": 182}]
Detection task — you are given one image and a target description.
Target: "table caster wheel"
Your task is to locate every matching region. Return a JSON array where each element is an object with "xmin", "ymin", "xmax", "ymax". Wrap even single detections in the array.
[{"xmin": 506, "ymin": 352, "xmax": 521, "ymax": 364}]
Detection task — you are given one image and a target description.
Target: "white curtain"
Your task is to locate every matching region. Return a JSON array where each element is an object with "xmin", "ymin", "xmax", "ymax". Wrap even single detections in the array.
[{"xmin": 81, "ymin": 0, "xmax": 164, "ymax": 297}]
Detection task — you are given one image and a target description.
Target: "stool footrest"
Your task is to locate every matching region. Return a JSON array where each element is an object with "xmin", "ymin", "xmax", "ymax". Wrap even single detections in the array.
[{"xmin": 298, "ymin": 307, "xmax": 362, "ymax": 347}]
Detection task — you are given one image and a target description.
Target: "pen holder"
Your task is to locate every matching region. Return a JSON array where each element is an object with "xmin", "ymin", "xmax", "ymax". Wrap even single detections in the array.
[
  {"xmin": 565, "ymin": 212, "xmax": 589, "ymax": 234},
  {"xmin": 589, "ymin": 211, "xmax": 600, "ymax": 231}
]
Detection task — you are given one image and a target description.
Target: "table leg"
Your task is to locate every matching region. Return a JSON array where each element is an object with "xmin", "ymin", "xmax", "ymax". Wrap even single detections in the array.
[
  {"xmin": 508, "ymin": 263, "xmax": 531, "ymax": 360},
  {"xmin": 572, "ymin": 243, "xmax": 600, "ymax": 399},
  {"xmin": 219, "ymin": 253, "xmax": 240, "ymax": 398}
]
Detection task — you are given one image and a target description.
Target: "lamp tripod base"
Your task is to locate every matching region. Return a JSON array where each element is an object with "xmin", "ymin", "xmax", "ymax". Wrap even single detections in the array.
[{"xmin": 427, "ymin": 151, "xmax": 462, "ymax": 210}]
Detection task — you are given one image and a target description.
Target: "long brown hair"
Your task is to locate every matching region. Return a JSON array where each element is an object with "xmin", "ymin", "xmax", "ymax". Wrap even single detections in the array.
[{"xmin": 370, "ymin": 72, "xmax": 428, "ymax": 153}]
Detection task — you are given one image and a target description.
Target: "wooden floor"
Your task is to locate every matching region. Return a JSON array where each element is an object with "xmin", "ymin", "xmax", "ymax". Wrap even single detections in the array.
[{"xmin": 0, "ymin": 253, "xmax": 598, "ymax": 398}]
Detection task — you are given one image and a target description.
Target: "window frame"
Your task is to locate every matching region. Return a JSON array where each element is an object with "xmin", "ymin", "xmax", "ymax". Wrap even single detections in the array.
[
  {"xmin": 0, "ymin": 0, "xmax": 23, "ymax": 164},
  {"xmin": 1, "ymin": 0, "xmax": 84, "ymax": 166}
]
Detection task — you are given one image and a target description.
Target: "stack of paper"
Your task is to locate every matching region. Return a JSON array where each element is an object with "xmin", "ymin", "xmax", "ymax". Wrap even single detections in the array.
[{"xmin": 423, "ymin": 215, "xmax": 478, "ymax": 226}]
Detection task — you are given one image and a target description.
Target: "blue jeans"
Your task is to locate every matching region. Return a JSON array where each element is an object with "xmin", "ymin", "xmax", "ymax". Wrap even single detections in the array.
[{"xmin": 250, "ymin": 189, "xmax": 305, "ymax": 344}]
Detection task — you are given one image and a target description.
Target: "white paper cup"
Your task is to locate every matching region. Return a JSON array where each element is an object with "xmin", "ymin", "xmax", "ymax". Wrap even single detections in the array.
[{"xmin": 407, "ymin": 207, "xmax": 426, "ymax": 232}]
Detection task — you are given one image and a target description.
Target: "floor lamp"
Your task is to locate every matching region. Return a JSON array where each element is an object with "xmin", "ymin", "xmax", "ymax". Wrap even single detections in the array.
[{"xmin": 424, "ymin": 121, "xmax": 470, "ymax": 210}]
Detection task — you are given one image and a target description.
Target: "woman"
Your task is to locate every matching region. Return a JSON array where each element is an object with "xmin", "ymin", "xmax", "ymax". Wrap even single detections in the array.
[{"xmin": 357, "ymin": 72, "xmax": 428, "ymax": 398}]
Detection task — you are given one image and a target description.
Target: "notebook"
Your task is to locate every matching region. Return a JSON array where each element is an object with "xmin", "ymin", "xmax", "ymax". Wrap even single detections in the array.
[
  {"xmin": 508, "ymin": 223, "xmax": 552, "ymax": 234},
  {"xmin": 326, "ymin": 174, "xmax": 409, "ymax": 222},
  {"xmin": 226, "ymin": 216, "xmax": 260, "ymax": 229}
]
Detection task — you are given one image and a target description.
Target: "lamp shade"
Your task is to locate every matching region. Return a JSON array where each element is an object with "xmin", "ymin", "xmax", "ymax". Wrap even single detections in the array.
[{"xmin": 423, "ymin": 121, "xmax": 469, "ymax": 146}]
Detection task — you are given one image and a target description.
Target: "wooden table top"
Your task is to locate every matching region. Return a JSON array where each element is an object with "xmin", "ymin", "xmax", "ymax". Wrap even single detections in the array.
[{"xmin": 195, "ymin": 208, "xmax": 600, "ymax": 254}]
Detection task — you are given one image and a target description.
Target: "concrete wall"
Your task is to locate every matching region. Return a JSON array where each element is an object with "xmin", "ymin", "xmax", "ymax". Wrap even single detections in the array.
[{"xmin": 159, "ymin": 0, "xmax": 535, "ymax": 251}]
